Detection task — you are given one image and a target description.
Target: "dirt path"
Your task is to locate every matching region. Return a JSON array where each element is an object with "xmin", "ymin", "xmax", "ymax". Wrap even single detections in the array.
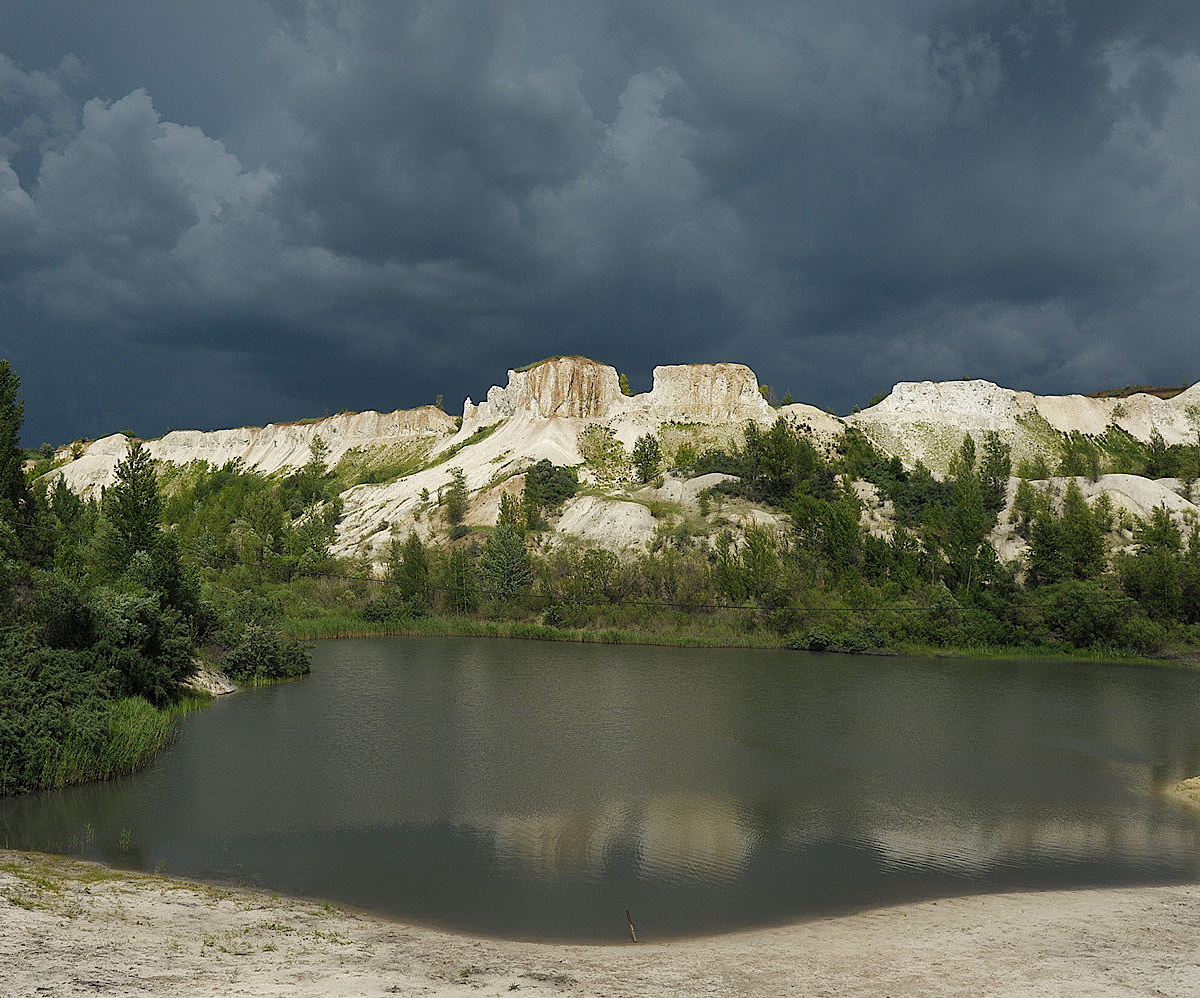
[{"xmin": 5, "ymin": 849, "xmax": 1200, "ymax": 996}]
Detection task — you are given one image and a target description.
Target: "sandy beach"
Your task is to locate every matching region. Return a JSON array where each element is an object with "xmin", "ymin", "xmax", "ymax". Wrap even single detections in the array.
[{"xmin": 5, "ymin": 847, "xmax": 1200, "ymax": 998}]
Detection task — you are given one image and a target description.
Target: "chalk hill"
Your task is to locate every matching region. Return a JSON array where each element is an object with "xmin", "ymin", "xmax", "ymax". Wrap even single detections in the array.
[{"xmin": 48, "ymin": 357, "xmax": 1200, "ymax": 562}]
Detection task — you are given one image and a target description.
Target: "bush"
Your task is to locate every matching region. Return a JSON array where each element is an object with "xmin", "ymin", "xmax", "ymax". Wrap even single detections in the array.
[
  {"xmin": 363, "ymin": 589, "xmax": 411, "ymax": 623},
  {"xmin": 787, "ymin": 626, "xmax": 835, "ymax": 651},
  {"xmin": 0, "ymin": 628, "xmax": 112, "ymax": 795},
  {"xmin": 577, "ymin": 425, "xmax": 631, "ymax": 485},
  {"xmin": 222, "ymin": 622, "xmax": 311, "ymax": 682},
  {"xmin": 90, "ymin": 589, "xmax": 196, "ymax": 707}
]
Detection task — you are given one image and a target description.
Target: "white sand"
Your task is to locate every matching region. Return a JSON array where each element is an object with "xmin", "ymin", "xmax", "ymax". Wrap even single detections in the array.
[{"xmin": 5, "ymin": 849, "xmax": 1200, "ymax": 997}]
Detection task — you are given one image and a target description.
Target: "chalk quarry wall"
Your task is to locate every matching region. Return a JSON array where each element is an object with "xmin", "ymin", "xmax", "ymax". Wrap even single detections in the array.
[
  {"xmin": 45, "ymin": 356, "xmax": 1200, "ymax": 559},
  {"xmin": 53, "ymin": 406, "xmax": 458, "ymax": 499},
  {"xmin": 848, "ymin": 379, "xmax": 1200, "ymax": 474},
  {"xmin": 462, "ymin": 358, "xmax": 774, "ymax": 429}
]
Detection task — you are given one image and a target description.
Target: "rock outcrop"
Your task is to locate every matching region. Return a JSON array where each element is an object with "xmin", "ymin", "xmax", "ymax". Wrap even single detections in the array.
[
  {"xmin": 463, "ymin": 357, "xmax": 625, "ymax": 424},
  {"xmin": 41, "ymin": 356, "xmax": 1200, "ymax": 563},
  {"xmin": 849, "ymin": 379, "xmax": 1200, "ymax": 474},
  {"xmin": 643, "ymin": 363, "xmax": 773, "ymax": 422},
  {"xmin": 462, "ymin": 357, "xmax": 773, "ymax": 430},
  {"xmin": 52, "ymin": 406, "xmax": 457, "ymax": 499}
]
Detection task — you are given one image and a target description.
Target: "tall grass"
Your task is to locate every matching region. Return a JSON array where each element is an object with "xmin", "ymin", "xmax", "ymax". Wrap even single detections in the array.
[
  {"xmin": 280, "ymin": 608, "xmax": 790, "ymax": 648},
  {"xmin": 37, "ymin": 698, "xmax": 179, "ymax": 790}
]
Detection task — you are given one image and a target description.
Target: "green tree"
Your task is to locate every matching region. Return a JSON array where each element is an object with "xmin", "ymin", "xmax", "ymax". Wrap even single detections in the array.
[
  {"xmin": 497, "ymin": 489, "xmax": 525, "ymax": 536},
  {"xmin": 1037, "ymin": 579, "xmax": 1125, "ymax": 649},
  {"xmin": 1026, "ymin": 512, "xmax": 1067, "ymax": 586},
  {"xmin": 741, "ymin": 416, "xmax": 821, "ymax": 506},
  {"xmin": 579, "ymin": 547, "xmax": 618, "ymax": 600},
  {"xmin": 444, "ymin": 467, "xmax": 468, "ymax": 525},
  {"xmin": 1145, "ymin": 428, "xmax": 1171, "ymax": 479},
  {"xmin": 577, "ymin": 424, "xmax": 629, "ymax": 484},
  {"xmin": 522, "ymin": 467, "xmax": 544, "ymax": 530},
  {"xmin": 285, "ymin": 435, "xmax": 333, "ymax": 514},
  {"xmin": 441, "ymin": 545, "xmax": 476, "ymax": 614},
  {"xmin": 222, "ymin": 622, "xmax": 310, "ymax": 682},
  {"xmin": 307, "ymin": 435, "xmax": 329, "ymax": 476},
  {"xmin": 712, "ymin": 530, "xmax": 746, "ymax": 602},
  {"xmin": 1119, "ymin": 505, "xmax": 1183, "ymax": 620},
  {"xmin": 1181, "ymin": 526, "xmax": 1200, "ymax": 623},
  {"xmin": 980, "ymin": 431, "xmax": 1012, "ymax": 515},
  {"xmin": 388, "ymin": 533, "xmax": 430, "ymax": 614},
  {"xmin": 741, "ymin": 526, "xmax": 781, "ymax": 603},
  {"xmin": 479, "ymin": 523, "xmax": 533, "ymax": 599},
  {"xmin": 521, "ymin": 460, "xmax": 577, "ymax": 531},
  {"xmin": 0, "ymin": 359, "xmax": 32, "ymax": 540},
  {"xmin": 937, "ymin": 435, "xmax": 992, "ymax": 591},
  {"xmin": 632, "ymin": 433, "xmax": 662, "ymax": 483},
  {"xmin": 618, "ymin": 372, "xmax": 633, "ymax": 397},
  {"xmin": 1059, "ymin": 480, "xmax": 1105, "ymax": 580},
  {"xmin": 673, "ymin": 441, "xmax": 697, "ymax": 474},
  {"xmin": 234, "ymin": 490, "xmax": 286, "ymax": 568},
  {"xmin": 1010, "ymin": 478, "xmax": 1046, "ymax": 538},
  {"xmin": 102, "ymin": 439, "xmax": 162, "ymax": 567},
  {"xmin": 90, "ymin": 589, "xmax": 194, "ymax": 706}
]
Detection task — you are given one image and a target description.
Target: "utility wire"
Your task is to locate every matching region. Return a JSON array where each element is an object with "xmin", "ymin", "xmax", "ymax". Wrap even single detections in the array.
[{"xmin": 269, "ymin": 565, "xmax": 1145, "ymax": 616}]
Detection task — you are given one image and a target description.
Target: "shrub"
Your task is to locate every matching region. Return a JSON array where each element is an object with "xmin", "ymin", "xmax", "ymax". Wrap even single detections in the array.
[
  {"xmin": 632, "ymin": 434, "xmax": 663, "ymax": 483},
  {"xmin": 577, "ymin": 425, "xmax": 631, "ymax": 485},
  {"xmin": 222, "ymin": 623, "xmax": 310, "ymax": 682}
]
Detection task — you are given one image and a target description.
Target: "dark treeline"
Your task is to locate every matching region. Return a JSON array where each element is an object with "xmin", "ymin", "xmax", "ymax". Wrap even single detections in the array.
[
  {"xmin": 1, "ymin": 361, "xmax": 309, "ymax": 796},
  {"xmin": 7, "ymin": 354, "xmax": 1200, "ymax": 795}
]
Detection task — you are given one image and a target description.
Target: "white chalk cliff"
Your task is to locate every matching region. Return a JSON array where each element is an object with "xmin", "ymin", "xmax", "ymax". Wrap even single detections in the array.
[
  {"xmin": 848, "ymin": 378, "xmax": 1200, "ymax": 472},
  {"xmin": 45, "ymin": 357, "xmax": 1200, "ymax": 562}
]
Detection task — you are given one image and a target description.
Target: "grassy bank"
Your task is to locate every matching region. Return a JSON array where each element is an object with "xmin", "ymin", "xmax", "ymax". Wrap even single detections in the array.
[
  {"xmin": 25, "ymin": 696, "xmax": 208, "ymax": 793},
  {"xmin": 278, "ymin": 608, "xmax": 1174, "ymax": 664},
  {"xmin": 281, "ymin": 611, "xmax": 786, "ymax": 647}
]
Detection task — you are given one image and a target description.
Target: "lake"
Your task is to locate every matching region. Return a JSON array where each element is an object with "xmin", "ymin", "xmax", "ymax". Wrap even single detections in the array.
[{"xmin": 4, "ymin": 636, "xmax": 1200, "ymax": 941}]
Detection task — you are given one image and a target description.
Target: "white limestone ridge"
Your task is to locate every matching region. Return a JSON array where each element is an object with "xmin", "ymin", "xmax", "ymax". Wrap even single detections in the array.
[
  {"xmin": 54, "ymin": 406, "xmax": 458, "ymax": 499},
  {"xmin": 461, "ymin": 357, "xmax": 773, "ymax": 428},
  {"xmin": 847, "ymin": 378, "xmax": 1200, "ymax": 472},
  {"xmin": 42, "ymin": 356, "xmax": 1200, "ymax": 559}
]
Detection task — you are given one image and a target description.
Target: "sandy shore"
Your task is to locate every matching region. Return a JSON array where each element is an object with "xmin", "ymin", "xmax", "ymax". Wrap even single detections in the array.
[{"xmin": 6, "ymin": 849, "xmax": 1200, "ymax": 997}]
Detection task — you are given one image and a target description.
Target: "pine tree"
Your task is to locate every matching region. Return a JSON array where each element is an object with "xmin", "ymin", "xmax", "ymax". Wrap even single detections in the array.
[
  {"xmin": 0, "ymin": 360, "xmax": 32, "ymax": 538},
  {"xmin": 1145, "ymin": 428, "xmax": 1171, "ymax": 479},
  {"xmin": 632, "ymin": 433, "xmax": 662, "ymax": 483},
  {"xmin": 943, "ymin": 434, "xmax": 990, "ymax": 590},
  {"xmin": 497, "ymin": 490, "xmax": 525, "ymax": 536},
  {"xmin": 1120, "ymin": 506, "xmax": 1183, "ymax": 620},
  {"xmin": 444, "ymin": 467, "xmax": 468, "ymax": 525},
  {"xmin": 442, "ymin": 545, "xmax": 476, "ymax": 614},
  {"xmin": 1059, "ymin": 480, "xmax": 1105, "ymax": 580},
  {"xmin": 103, "ymin": 439, "xmax": 162, "ymax": 566},
  {"xmin": 390, "ymin": 533, "xmax": 430, "ymax": 614},
  {"xmin": 479, "ymin": 523, "xmax": 533, "ymax": 599},
  {"xmin": 980, "ymin": 431, "xmax": 1012, "ymax": 515}
]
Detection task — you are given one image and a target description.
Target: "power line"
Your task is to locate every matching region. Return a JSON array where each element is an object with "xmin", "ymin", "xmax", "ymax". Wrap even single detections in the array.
[{"xmin": 271, "ymin": 565, "xmax": 1144, "ymax": 616}]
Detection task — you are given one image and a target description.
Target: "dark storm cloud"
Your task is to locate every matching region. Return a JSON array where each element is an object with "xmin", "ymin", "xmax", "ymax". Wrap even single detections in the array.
[{"xmin": 3, "ymin": 0, "xmax": 1200, "ymax": 443}]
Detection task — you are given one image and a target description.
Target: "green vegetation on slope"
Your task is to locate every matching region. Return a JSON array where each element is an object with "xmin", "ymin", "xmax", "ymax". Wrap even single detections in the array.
[
  {"xmin": 10, "ymin": 356, "xmax": 1200, "ymax": 797},
  {"xmin": 1, "ymin": 360, "xmax": 312, "ymax": 796}
]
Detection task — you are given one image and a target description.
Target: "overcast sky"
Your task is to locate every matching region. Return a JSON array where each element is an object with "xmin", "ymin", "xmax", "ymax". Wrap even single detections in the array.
[{"xmin": 3, "ymin": 1, "xmax": 1199, "ymax": 445}]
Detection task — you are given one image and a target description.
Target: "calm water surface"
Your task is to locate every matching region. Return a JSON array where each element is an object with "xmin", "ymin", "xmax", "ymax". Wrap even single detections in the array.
[{"xmin": 6, "ymin": 637, "xmax": 1200, "ymax": 940}]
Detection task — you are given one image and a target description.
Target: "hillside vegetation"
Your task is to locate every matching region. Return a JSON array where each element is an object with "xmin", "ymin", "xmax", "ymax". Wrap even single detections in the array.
[
  {"xmin": 1, "ymin": 362, "xmax": 311, "ymax": 796},
  {"xmin": 9, "ymin": 356, "xmax": 1200, "ymax": 795}
]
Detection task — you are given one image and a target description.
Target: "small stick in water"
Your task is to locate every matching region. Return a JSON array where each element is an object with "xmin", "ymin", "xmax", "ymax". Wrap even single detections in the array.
[{"xmin": 626, "ymin": 908, "xmax": 637, "ymax": 943}]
